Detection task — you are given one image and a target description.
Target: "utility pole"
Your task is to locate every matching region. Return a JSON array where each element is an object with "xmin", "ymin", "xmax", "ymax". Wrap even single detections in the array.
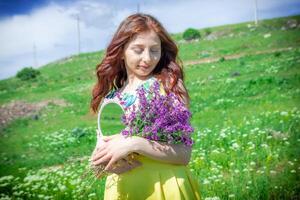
[
  {"xmin": 137, "ymin": 3, "xmax": 140, "ymax": 13},
  {"xmin": 77, "ymin": 15, "xmax": 81, "ymax": 55},
  {"xmin": 254, "ymin": 0, "xmax": 258, "ymax": 26},
  {"xmin": 33, "ymin": 43, "xmax": 38, "ymax": 67}
]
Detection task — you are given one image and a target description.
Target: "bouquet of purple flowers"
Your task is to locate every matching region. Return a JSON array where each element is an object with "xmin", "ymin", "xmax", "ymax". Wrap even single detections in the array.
[{"xmin": 118, "ymin": 80, "xmax": 194, "ymax": 147}]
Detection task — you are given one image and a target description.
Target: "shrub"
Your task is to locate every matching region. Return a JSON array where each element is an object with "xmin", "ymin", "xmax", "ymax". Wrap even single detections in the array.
[
  {"xmin": 239, "ymin": 60, "xmax": 246, "ymax": 66},
  {"xmin": 204, "ymin": 28, "xmax": 212, "ymax": 36},
  {"xmin": 71, "ymin": 127, "xmax": 88, "ymax": 138},
  {"xmin": 183, "ymin": 28, "xmax": 201, "ymax": 41},
  {"xmin": 274, "ymin": 52, "xmax": 281, "ymax": 57},
  {"xmin": 219, "ymin": 57, "xmax": 226, "ymax": 62},
  {"xmin": 16, "ymin": 67, "xmax": 40, "ymax": 81}
]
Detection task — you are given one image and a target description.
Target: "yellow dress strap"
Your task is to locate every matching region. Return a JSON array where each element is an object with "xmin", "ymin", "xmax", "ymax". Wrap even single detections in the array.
[{"xmin": 159, "ymin": 81, "xmax": 166, "ymax": 96}]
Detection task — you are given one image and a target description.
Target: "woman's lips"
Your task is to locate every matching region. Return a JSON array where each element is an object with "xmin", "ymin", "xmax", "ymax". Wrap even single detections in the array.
[{"xmin": 138, "ymin": 65, "xmax": 150, "ymax": 70}]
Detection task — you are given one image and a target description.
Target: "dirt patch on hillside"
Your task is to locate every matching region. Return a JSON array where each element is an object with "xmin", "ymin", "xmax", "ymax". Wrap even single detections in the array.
[{"xmin": 0, "ymin": 99, "xmax": 69, "ymax": 128}]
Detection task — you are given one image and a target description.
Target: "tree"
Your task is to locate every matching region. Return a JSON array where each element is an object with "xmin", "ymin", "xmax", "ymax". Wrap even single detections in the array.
[{"xmin": 183, "ymin": 28, "xmax": 201, "ymax": 41}]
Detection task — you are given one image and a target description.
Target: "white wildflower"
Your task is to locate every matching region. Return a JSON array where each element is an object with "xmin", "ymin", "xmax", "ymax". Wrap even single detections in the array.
[{"xmin": 264, "ymin": 33, "xmax": 271, "ymax": 38}]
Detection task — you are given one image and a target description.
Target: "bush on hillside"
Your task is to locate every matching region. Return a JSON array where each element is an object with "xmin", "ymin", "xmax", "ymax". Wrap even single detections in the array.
[
  {"xmin": 183, "ymin": 28, "xmax": 201, "ymax": 41},
  {"xmin": 239, "ymin": 60, "xmax": 246, "ymax": 66},
  {"xmin": 204, "ymin": 28, "xmax": 212, "ymax": 36},
  {"xmin": 219, "ymin": 57, "xmax": 226, "ymax": 62},
  {"xmin": 274, "ymin": 52, "xmax": 281, "ymax": 57},
  {"xmin": 16, "ymin": 67, "xmax": 40, "ymax": 81},
  {"xmin": 71, "ymin": 127, "xmax": 88, "ymax": 138}
]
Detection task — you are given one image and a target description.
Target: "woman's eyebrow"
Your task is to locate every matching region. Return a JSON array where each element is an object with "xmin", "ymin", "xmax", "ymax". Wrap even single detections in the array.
[{"xmin": 132, "ymin": 44, "xmax": 160, "ymax": 48}]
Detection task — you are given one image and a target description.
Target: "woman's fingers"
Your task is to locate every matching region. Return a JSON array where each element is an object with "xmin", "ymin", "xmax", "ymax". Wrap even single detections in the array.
[
  {"xmin": 93, "ymin": 154, "xmax": 111, "ymax": 166},
  {"xmin": 104, "ymin": 157, "xmax": 117, "ymax": 171},
  {"xmin": 94, "ymin": 141, "xmax": 107, "ymax": 154},
  {"xmin": 102, "ymin": 136, "xmax": 112, "ymax": 142},
  {"xmin": 91, "ymin": 143, "xmax": 106, "ymax": 158},
  {"xmin": 92, "ymin": 149, "xmax": 108, "ymax": 162},
  {"xmin": 102, "ymin": 134, "xmax": 121, "ymax": 142}
]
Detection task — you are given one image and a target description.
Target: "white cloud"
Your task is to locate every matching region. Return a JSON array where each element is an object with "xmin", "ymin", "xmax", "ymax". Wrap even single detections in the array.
[
  {"xmin": 0, "ymin": 0, "xmax": 299, "ymax": 80},
  {"xmin": 0, "ymin": 1, "xmax": 118, "ymax": 79},
  {"xmin": 0, "ymin": 4, "xmax": 75, "ymax": 57},
  {"xmin": 141, "ymin": 0, "xmax": 300, "ymax": 32}
]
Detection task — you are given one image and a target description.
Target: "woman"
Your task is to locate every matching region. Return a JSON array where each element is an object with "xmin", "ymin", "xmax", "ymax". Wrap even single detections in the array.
[{"xmin": 91, "ymin": 13, "xmax": 201, "ymax": 200}]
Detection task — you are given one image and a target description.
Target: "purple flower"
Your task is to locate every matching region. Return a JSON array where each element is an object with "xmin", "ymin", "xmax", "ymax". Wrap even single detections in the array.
[{"xmin": 119, "ymin": 79, "xmax": 194, "ymax": 147}]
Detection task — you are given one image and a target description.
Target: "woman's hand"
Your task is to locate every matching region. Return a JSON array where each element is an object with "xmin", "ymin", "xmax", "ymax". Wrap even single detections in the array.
[{"xmin": 92, "ymin": 134, "xmax": 140, "ymax": 172}]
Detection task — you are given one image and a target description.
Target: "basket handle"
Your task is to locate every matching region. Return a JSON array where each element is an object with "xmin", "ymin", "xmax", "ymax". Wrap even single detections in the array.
[{"xmin": 96, "ymin": 98, "xmax": 125, "ymax": 148}]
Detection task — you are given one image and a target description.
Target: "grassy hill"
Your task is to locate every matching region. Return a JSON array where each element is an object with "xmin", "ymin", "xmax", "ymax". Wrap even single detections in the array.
[{"xmin": 0, "ymin": 15, "xmax": 299, "ymax": 199}]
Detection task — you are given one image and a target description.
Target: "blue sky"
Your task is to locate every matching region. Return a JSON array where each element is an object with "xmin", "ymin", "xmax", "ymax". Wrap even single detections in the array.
[
  {"xmin": 0, "ymin": 0, "xmax": 48, "ymax": 17},
  {"xmin": 0, "ymin": 0, "xmax": 300, "ymax": 80}
]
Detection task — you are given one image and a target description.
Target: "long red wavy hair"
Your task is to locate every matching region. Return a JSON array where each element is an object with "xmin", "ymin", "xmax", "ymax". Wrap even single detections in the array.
[{"xmin": 91, "ymin": 13, "xmax": 190, "ymax": 113}]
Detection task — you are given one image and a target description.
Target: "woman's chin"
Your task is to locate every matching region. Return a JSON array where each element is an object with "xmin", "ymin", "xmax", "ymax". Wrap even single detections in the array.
[
  {"xmin": 137, "ymin": 70, "xmax": 151, "ymax": 76},
  {"xmin": 135, "ymin": 73, "xmax": 152, "ymax": 79}
]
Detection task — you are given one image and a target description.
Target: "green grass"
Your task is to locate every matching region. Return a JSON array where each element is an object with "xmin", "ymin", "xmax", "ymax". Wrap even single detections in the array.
[{"xmin": 0, "ymin": 15, "xmax": 299, "ymax": 200}]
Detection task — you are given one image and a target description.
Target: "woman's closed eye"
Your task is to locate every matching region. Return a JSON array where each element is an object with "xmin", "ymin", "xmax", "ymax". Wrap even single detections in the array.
[
  {"xmin": 150, "ymin": 48, "xmax": 160, "ymax": 53},
  {"xmin": 132, "ymin": 48, "xmax": 143, "ymax": 54},
  {"xmin": 132, "ymin": 48, "xmax": 160, "ymax": 54}
]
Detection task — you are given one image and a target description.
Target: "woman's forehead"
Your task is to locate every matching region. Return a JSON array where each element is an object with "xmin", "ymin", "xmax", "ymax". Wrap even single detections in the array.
[{"xmin": 129, "ymin": 30, "xmax": 161, "ymax": 46}]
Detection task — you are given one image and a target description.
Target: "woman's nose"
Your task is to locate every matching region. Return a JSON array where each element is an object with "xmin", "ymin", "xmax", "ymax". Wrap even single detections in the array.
[{"xmin": 142, "ymin": 49, "xmax": 151, "ymax": 63}]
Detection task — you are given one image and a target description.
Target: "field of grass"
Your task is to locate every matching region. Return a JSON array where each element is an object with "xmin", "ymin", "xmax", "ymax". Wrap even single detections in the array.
[{"xmin": 0, "ymin": 15, "xmax": 299, "ymax": 199}]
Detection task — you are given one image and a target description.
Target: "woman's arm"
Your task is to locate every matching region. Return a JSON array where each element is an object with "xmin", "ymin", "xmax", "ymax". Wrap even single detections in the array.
[
  {"xmin": 129, "ymin": 136, "xmax": 192, "ymax": 166},
  {"xmin": 92, "ymin": 134, "xmax": 192, "ymax": 172}
]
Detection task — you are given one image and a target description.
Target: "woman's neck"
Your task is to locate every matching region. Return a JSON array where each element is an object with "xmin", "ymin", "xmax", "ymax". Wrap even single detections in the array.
[{"xmin": 121, "ymin": 74, "xmax": 153, "ymax": 94}]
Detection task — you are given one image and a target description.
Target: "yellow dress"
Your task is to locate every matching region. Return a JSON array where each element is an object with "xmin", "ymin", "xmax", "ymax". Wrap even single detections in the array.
[
  {"xmin": 103, "ymin": 76, "xmax": 201, "ymax": 199},
  {"xmin": 104, "ymin": 154, "xmax": 201, "ymax": 200}
]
